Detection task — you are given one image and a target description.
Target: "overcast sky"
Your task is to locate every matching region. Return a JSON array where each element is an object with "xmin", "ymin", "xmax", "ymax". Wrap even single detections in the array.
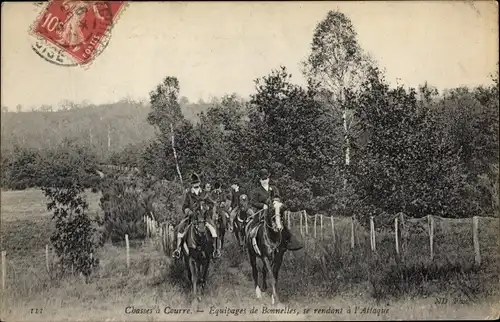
[{"xmin": 1, "ymin": 1, "xmax": 498, "ymax": 110}]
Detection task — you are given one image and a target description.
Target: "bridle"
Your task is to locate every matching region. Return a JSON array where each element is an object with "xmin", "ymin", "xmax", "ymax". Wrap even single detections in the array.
[{"xmin": 265, "ymin": 200, "xmax": 283, "ymax": 233}]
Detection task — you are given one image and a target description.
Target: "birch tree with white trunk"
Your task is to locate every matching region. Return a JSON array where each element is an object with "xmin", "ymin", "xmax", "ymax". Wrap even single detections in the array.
[{"xmin": 302, "ymin": 10, "xmax": 373, "ymax": 177}]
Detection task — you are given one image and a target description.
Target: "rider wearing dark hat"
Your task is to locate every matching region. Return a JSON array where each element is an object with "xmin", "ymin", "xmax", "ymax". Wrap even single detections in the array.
[
  {"xmin": 250, "ymin": 168, "xmax": 303, "ymax": 251},
  {"xmin": 208, "ymin": 181, "xmax": 229, "ymax": 238},
  {"xmin": 172, "ymin": 173, "xmax": 220, "ymax": 259}
]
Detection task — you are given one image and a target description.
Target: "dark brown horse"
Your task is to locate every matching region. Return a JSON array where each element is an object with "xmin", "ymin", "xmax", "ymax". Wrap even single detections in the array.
[
  {"xmin": 181, "ymin": 201, "xmax": 214, "ymax": 303},
  {"xmin": 213, "ymin": 203, "xmax": 229, "ymax": 252},
  {"xmin": 231, "ymin": 194, "xmax": 251, "ymax": 248},
  {"xmin": 245, "ymin": 199, "xmax": 287, "ymax": 305}
]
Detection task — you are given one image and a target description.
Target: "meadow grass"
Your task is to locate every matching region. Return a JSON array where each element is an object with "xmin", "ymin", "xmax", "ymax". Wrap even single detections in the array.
[{"xmin": 1, "ymin": 189, "xmax": 499, "ymax": 321}]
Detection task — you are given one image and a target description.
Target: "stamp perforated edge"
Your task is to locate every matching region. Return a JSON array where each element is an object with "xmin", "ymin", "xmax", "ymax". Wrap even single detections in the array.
[{"xmin": 28, "ymin": 1, "xmax": 130, "ymax": 68}]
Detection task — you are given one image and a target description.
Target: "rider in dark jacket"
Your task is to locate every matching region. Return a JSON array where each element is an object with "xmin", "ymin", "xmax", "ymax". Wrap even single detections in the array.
[
  {"xmin": 209, "ymin": 182, "xmax": 229, "ymax": 231},
  {"xmin": 172, "ymin": 173, "xmax": 220, "ymax": 259},
  {"xmin": 249, "ymin": 169, "xmax": 303, "ymax": 251}
]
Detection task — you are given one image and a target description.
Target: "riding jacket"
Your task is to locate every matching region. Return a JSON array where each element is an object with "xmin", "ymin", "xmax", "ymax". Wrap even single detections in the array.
[
  {"xmin": 251, "ymin": 184, "xmax": 281, "ymax": 210},
  {"xmin": 182, "ymin": 188, "xmax": 211, "ymax": 217},
  {"xmin": 230, "ymin": 187, "xmax": 242, "ymax": 210}
]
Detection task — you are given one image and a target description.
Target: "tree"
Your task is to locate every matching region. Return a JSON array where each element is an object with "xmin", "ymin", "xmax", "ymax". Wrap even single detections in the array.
[
  {"xmin": 39, "ymin": 140, "xmax": 101, "ymax": 280},
  {"xmin": 302, "ymin": 10, "xmax": 374, "ymax": 189},
  {"xmin": 147, "ymin": 77, "xmax": 184, "ymax": 132},
  {"xmin": 195, "ymin": 94, "xmax": 246, "ymax": 183},
  {"xmin": 352, "ymin": 67, "xmax": 471, "ymax": 220},
  {"xmin": 249, "ymin": 66, "xmax": 343, "ymax": 212},
  {"xmin": 147, "ymin": 76, "xmax": 186, "ymax": 183}
]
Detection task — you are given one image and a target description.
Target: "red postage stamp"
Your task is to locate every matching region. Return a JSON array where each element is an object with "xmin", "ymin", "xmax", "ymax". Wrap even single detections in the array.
[{"xmin": 30, "ymin": 0, "xmax": 127, "ymax": 66}]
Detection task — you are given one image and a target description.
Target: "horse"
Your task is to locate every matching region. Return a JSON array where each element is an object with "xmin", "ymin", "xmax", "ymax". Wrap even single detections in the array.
[
  {"xmin": 181, "ymin": 201, "xmax": 215, "ymax": 303},
  {"xmin": 232, "ymin": 210, "xmax": 246, "ymax": 248},
  {"xmin": 231, "ymin": 194, "xmax": 251, "ymax": 248},
  {"xmin": 213, "ymin": 202, "xmax": 229, "ymax": 252},
  {"xmin": 245, "ymin": 199, "xmax": 287, "ymax": 305}
]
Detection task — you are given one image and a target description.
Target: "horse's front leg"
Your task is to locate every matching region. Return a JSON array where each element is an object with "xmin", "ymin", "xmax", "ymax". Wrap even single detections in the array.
[
  {"xmin": 234, "ymin": 225, "xmax": 240, "ymax": 246},
  {"xmin": 201, "ymin": 257, "xmax": 210, "ymax": 290},
  {"xmin": 189, "ymin": 258, "xmax": 199, "ymax": 302},
  {"xmin": 262, "ymin": 259, "xmax": 267, "ymax": 292},
  {"xmin": 273, "ymin": 249, "xmax": 285, "ymax": 285},
  {"xmin": 262, "ymin": 256, "xmax": 279, "ymax": 305},
  {"xmin": 220, "ymin": 227, "xmax": 225, "ymax": 250},
  {"xmin": 240, "ymin": 228, "xmax": 246, "ymax": 248},
  {"xmin": 248, "ymin": 249, "xmax": 261, "ymax": 299}
]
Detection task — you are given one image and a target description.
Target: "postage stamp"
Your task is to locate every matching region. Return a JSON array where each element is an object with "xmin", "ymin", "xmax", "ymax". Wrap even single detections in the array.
[
  {"xmin": 29, "ymin": 0, "xmax": 127, "ymax": 67},
  {"xmin": 3, "ymin": 1, "xmax": 499, "ymax": 321}
]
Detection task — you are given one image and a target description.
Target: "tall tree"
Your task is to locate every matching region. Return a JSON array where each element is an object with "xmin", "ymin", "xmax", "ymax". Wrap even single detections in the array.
[
  {"xmin": 147, "ymin": 77, "xmax": 185, "ymax": 183},
  {"xmin": 353, "ymin": 67, "xmax": 470, "ymax": 219},
  {"xmin": 249, "ymin": 66, "xmax": 343, "ymax": 212},
  {"xmin": 302, "ymin": 10, "xmax": 373, "ymax": 187}
]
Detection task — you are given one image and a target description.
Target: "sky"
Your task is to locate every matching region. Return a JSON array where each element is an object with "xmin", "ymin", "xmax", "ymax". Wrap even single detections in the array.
[{"xmin": 1, "ymin": 1, "xmax": 498, "ymax": 111}]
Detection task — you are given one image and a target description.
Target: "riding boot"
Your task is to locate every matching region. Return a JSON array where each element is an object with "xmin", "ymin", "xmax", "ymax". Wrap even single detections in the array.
[
  {"xmin": 172, "ymin": 234, "xmax": 183, "ymax": 259},
  {"xmin": 282, "ymin": 224, "xmax": 303, "ymax": 251}
]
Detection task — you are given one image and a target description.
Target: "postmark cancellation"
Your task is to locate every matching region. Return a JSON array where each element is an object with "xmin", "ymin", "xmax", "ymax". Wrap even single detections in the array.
[{"xmin": 29, "ymin": 0, "xmax": 128, "ymax": 67}]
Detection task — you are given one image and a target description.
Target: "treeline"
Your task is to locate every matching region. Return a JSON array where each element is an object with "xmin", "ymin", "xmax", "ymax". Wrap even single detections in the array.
[
  {"xmin": 0, "ymin": 97, "xmax": 215, "ymax": 158},
  {"xmin": 2, "ymin": 10, "xmax": 498, "ymax": 223},
  {"xmin": 123, "ymin": 66, "xmax": 497, "ymax": 221},
  {"xmin": 1, "ymin": 139, "xmax": 101, "ymax": 190}
]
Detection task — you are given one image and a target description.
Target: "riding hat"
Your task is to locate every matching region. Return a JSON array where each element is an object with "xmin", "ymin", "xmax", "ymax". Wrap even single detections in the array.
[
  {"xmin": 258, "ymin": 168, "xmax": 270, "ymax": 180},
  {"xmin": 191, "ymin": 173, "xmax": 201, "ymax": 185}
]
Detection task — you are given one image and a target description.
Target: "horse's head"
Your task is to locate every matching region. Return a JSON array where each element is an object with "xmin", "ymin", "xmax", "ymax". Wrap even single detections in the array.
[
  {"xmin": 267, "ymin": 198, "xmax": 284, "ymax": 232},
  {"xmin": 239, "ymin": 194, "xmax": 249, "ymax": 208},
  {"xmin": 191, "ymin": 201, "xmax": 209, "ymax": 237}
]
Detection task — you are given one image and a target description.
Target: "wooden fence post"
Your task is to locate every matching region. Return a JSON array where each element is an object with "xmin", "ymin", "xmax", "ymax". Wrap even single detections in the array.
[
  {"xmin": 1, "ymin": 251, "xmax": 6, "ymax": 290},
  {"xmin": 146, "ymin": 217, "xmax": 150, "ymax": 238},
  {"xmin": 45, "ymin": 244, "xmax": 50, "ymax": 273},
  {"xmin": 370, "ymin": 216, "xmax": 376, "ymax": 252},
  {"xmin": 330, "ymin": 216, "xmax": 335, "ymax": 243},
  {"xmin": 300, "ymin": 211, "xmax": 303, "ymax": 236},
  {"xmin": 125, "ymin": 234, "xmax": 130, "ymax": 269},
  {"xmin": 314, "ymin": 214, "xmax": 317, "ymax": 239},
  {"xmin": 320, "ymin": 215, "xmax": 324, "ymax": 240},
  {"xmin": 428, "ymin": 215, "xmax": 434, "ymax": 260},
  {"xmin": 399, "ymin": 213, "xmax": 406, "ymax": 254},
  {"xmin": 395, "ymin": 217, "xmax": 399, "ymax": 255},
  {"xmin": 350, "ymin": 216, "xmax": 355, "ymax": 249},
  {"xmin": 304, "ymin": 211, "xmax": 309, "ymax": 235},
  {"xmin": 473, "ymin": 216, "xmax": 481, "ymax": 266}
]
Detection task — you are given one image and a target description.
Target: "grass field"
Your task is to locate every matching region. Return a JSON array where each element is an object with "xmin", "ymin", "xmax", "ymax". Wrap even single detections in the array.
[{"xmin": 1, "ymin": 189, "xmax": 499, "ymax": 321}]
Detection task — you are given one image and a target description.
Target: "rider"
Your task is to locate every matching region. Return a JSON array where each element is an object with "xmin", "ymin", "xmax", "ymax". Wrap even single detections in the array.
[
  {"xmin": 204, "ymin": 182, "xmax": 212, "ymax": 194},
  {"xmin": 172, "ymin": 173, "xmax": 221, "ymax": 259},
  {"xmin": 236, "ymin": 193, "xmax": 254, "ymax": 242},
  {"xmin": 228, "ymin": 182, "xmax": 242, "ymax": 230},
  {"xmin": 209, "ymin": 182, "xmax": 229, "ymax": 230},
  {"xmin": 249, "ymin": 168, "xmax": 303, "ymax": 251}
]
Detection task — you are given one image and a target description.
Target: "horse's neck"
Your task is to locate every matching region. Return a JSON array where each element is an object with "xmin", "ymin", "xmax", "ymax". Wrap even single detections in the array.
[{"xmin": 263, "ymin": 217, "xmax": 280, "ymax": 244}]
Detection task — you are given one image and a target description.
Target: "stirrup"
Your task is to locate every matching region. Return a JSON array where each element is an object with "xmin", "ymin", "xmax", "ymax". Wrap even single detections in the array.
[
  {"xmin": 172, "ymin": 248, "xmax": 181, "ymax": 258},
  {"xmin": 213, "ymin": 249, "xmax": 221, "ymax": 258}
]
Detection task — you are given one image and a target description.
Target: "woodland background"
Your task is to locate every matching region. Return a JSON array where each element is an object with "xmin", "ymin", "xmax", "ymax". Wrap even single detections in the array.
[{"xmin": 2, "ymin": 11, "xmax": 498, "ymax": 225}]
